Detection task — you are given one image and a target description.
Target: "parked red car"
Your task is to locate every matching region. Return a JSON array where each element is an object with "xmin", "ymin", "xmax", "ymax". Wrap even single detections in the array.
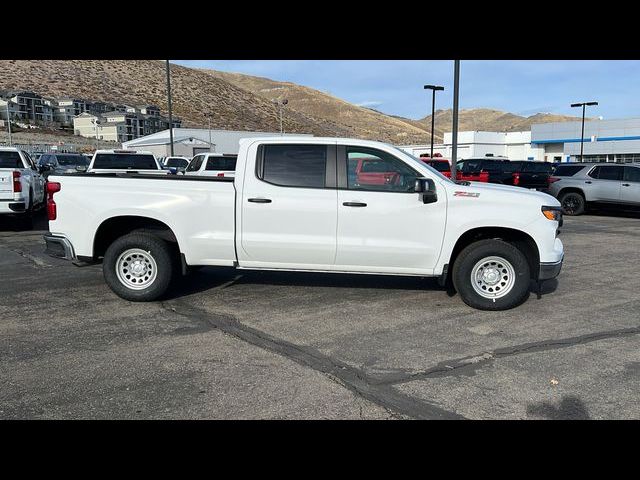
[{"xmin": 420, "ymin": 155, "xmax": 489, "ymax": 182}]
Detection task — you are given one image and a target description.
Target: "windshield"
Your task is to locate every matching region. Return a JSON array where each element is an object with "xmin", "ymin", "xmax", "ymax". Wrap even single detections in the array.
[
  {"xmin": 56, "ymin": 155, "xmax": 89, "ymax": 166},
  {"xmin": 389, "ymin": 146, "xmax": 453, "ymax": 183}
]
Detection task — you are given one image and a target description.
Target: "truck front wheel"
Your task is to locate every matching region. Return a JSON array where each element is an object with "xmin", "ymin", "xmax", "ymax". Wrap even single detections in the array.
[
  {"xmin": 103, "ymin": 232, "xmax": 174, "ymax": 302},
  {"xmin": 452, "ymin": 239, "xmax": 530, "ymax": 311}
]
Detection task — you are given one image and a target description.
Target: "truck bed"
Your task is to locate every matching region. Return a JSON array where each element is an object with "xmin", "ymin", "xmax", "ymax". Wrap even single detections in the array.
[{"xmin": 47, "ymin": 173, "xmax": 238, "ymax": 266}]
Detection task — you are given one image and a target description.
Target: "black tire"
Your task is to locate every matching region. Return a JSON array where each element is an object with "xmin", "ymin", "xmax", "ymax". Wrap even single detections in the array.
[
  {"xmin": 452, "ymin": 239, "xmax": 531, "ymax": 311},
  {"xmin": 559, "ymin": 191, "xmax": 585, "ymax": 216},
  {"xmin": 103, "ymin": 232, "xmax": 175, "ymax": 302}
]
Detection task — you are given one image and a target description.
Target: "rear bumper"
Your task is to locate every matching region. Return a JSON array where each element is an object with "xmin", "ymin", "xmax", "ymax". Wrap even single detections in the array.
[
  {"xmin": 43, "ymin": 233, "xmax": 76, "ymax": 261},
  {"xmin": 0, "ymin": 201, "xmax": 26, "ymax": 214},
  {"xmin": 538, "ymin": 257, "xmax": 563, "ymax": 281}
]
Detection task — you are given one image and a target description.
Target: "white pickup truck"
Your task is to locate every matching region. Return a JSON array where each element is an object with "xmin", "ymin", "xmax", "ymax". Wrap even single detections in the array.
[
  {"xmin": 183, "ymin": 152, "xmax": 237, "ymax": 178},
  {"xmin": 44, "ymin": 137, "xmax": 564, "ymax": 310},
  {"xmin": 0, "ymin": 147, "xmax": 46, "ymax": 224}
]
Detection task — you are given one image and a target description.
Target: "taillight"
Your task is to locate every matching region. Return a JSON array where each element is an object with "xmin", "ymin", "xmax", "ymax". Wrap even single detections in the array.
[
  {"xmin": 47, "ymin": 182, "xmax": 61, "ymax": 221},
  {"xmin": 12, "ymin": 171, "xmax": 22, "ymax": 192},
  {"xmin": 548, "ymin": 176, "xmax": 560, "ymax": 184},
  {"xmin": 512, "ymin": 172, "xmax": 520, "ymax": 186}
]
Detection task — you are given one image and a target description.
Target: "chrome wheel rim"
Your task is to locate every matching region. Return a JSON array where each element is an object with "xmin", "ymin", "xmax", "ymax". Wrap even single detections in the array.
[
  {"xmin": 116, "ymin": 248, "xmax": 158, "ymax": 290},
  {"xmin": 471, "ymin": 256, "xmax": 516, "ymax": 299}
]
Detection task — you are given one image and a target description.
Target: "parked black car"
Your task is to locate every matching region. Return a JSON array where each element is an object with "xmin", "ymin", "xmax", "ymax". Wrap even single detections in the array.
[
  {"xmin": 37, "ymin": 153, "xmax": 89, "ymax": 179},
  {"xmin": 503, "ymin": 161, "xmax": 554, "ymax": 189},
  {"xmin": 456, "ymin": 157, "xmax": 512, "ymax": 183},
  {"xmin": 456, "ymin": 158, "xmax": 553, "ymax": 189}
]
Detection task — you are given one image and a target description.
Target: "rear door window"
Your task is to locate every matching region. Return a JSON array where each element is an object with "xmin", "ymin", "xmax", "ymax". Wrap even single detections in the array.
[
  {"xmin": 589, "ymin": 165, "xmax": 623, "ymax": 181},
  {"xmin": 259, "ymin": 144, "xmax": 327, "ymax": 188}
]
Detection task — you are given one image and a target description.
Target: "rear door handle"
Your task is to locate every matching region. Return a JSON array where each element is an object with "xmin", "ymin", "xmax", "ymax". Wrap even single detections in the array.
[
  {"xmin": 343, "ymin": 202, "xmax": 367, "ymax": 207},
  {"xmin": 622, "ymin": 183, "xmax": 631, "ymax": 187},
  {"xmin": 585, "ymin": 181, "xmax": 592, "ymax": 184},
  {"xmin": 248, "ymin": 198, "xmax": 272, "ymax": 203}
]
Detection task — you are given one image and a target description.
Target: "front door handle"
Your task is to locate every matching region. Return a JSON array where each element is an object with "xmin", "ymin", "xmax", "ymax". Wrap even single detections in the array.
[
  {"xmin": 248, "ymin": 198, "xmax": 272, "ymax": 203},
  {"xmin": 622, "ymin": 183, "xmax": 631, "ymax": 187},
  {"xmin": 343, "ymin": 202, "xmax": 367, "ymax": 207},
  {"xmin": 585, "ymin": 181, "xmax": 592, "ymax": 184}
]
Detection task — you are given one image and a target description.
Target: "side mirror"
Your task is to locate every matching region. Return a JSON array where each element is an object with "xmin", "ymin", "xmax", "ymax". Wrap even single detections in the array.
[
  {"xmin": 76, "ymin": 165, "xmax": 88, "ymax": 172},
  {"xmin": 168, "ymin": 167, "xmax": 178, "ymax": 175},
  {"xmin": 415, "ymin": 177, "xmax": 438, "ymax": 204}
]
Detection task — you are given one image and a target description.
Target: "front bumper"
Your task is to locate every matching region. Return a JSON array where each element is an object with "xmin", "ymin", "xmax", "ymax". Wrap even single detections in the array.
[
  {"xmin": 538, "ymin": 256, "xmax": 563, "ymax": 281},
  {"xmin": 43, "ymin": 233, "xmax": 76, "ymax": 261}
]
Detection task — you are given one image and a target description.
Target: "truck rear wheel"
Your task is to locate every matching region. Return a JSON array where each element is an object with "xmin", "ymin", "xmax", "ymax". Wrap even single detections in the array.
[
  {"xmin": 103, "ymin": 232, "xmax": 174, "ymax": 302},
  {"xmin": 452, "ymin": 239, "xmax": 530, "ymax": 311}
]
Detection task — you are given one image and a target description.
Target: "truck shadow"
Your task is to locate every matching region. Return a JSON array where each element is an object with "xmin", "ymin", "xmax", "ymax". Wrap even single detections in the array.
[
  {"xmin": 0, "ymin": 210, "xmax": 48, "ymax": 232},
  {"xmin": 165, "ymin": 268, "xmax": 438, "ymax": 299},
  {"xmin": 167, "ymin": 268, "xmax": 560, "ymax": 301},
  {"xmin": 526, "ymin": 395, "xmax": 590, "ymax": 420}
]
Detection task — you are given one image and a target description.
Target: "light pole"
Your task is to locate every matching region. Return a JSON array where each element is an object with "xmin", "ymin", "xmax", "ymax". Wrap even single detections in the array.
[
  {"xmin": 424, "ymin": 85, "xmax": 444, "ymax": 158},
  {"xmin": 6, "ymin": 102, "xmax": 12, "ymax": 146},
  {"xmin": 166, "ymin": 60, "xmax": 175, "ymax": 157},
  {"xmin": 273, "ymin": 98, "xmax": 288, "ymax": 134},
  {"xmin": 570, "ymin": 101, "xmax": 598, "ymax": 162},
  {"xmin": 91, "ymin": 117, "xmax": 101, "ymax": 149},
  {"xmin": 450, "ymin": 61, "xmax": 461, "ymax": 181},
  {"xmin": 204, "ymin": 112, "xmax": 213, "ymax": 152}
]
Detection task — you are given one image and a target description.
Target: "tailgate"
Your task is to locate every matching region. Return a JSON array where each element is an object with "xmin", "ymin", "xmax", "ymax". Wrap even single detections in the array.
[{"xmin": 0, "ymin": 170, "xmax": 14, "ymax": 194}]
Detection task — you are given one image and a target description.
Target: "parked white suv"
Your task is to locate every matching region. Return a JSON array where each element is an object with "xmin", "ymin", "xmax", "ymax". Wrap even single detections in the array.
[
  {"xmin": 0, "ymin": 147, "xmax": 46, "ymax": 224},
  {"xmin": 183, "ymin": 153, "xmax": 237, "ymax": 178}
]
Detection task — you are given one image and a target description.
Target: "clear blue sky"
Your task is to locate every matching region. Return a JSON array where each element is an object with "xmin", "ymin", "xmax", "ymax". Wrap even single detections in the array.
[{"xmin": 173, "ymin": 60, "xmax": 640, "ymax": 121}]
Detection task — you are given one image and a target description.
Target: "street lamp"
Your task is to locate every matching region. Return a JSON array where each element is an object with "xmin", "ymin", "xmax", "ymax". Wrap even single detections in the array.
[
  {"xmin": 6, "ymin": 102, "xmax": 12, "ymax": 146},
  {"xmin": 273, "ymin": 98, "xmax": 288, "ymax": 134},
  {"xmin": 570, "ymin": 101, "xmax": 598, "ymax": 162},
  {"xmin": 91, "ymin": 117, "xmax": 101, "ymax": 149},
  {"xmin": 424, "ymin": 84, "xmax": 444, "ymax": 158},
  {"xmin": 203, "ymin": 112, "xmax": 213, "ymax": 152},
  {"xmin": 450, "ymin": 61, "xmax": 461, "ymax": 181},
  {"xmin": 166, "ymin": 60, "xmax": 175, "ymax": 157}
]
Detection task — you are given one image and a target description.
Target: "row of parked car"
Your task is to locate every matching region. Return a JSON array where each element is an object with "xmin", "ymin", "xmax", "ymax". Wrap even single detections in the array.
[{"xmin": 419, "ymin": 154, "xmax": 640, "ymax": 216}]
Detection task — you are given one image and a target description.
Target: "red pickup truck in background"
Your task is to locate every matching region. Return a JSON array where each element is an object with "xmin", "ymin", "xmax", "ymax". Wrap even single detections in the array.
[{"xmin": 419, "ymin": 154, "xmax": 489, "ymax": 182}]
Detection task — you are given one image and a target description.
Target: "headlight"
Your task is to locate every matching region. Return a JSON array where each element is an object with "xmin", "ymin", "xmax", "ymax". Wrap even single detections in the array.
[{"xmin": 541, "ymin": 206, "xmax": 562, "ymax": 222}]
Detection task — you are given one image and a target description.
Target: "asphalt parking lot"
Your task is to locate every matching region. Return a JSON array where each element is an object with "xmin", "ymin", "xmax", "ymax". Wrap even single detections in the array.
[{"xmin": 1, "ymin": 210, "xmax": 639, "ymax": 419}]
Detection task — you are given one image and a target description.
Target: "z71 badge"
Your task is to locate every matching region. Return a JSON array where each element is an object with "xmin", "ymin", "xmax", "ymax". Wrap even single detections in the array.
[{"xmin": 454, "ymin": 191, "xmax": 480, "ymax": 197}]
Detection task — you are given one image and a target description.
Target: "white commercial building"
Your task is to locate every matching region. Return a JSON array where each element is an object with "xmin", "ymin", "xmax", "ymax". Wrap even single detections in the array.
[
  {"xmin": 531, "ymin": 117, "xmax": 640, "ymax": 163},
  {"xmin": 400, "ymin": 131, "xmax": 542, "ymax": 161},
  {"xmin": 122, "ymin": 128, "xmax": 313, "ymax": 158}
]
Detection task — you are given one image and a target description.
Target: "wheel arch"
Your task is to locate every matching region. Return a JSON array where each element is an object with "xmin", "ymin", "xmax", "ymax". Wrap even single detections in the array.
[
  {"xmin": 93, "ymin": 215, "xmax": 180, "ymax": 260},
  {"xmin": 447, "ymin": 226, "xmax": 540, "ymax": 281}
]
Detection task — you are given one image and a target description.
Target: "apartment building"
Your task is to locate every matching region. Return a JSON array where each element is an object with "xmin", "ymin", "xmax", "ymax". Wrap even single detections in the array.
[
  {"xmin": 73, "ymin": 108, "xmax": 182, "ymax": 143},
  {"xmin": 0, "ymin": 90, "xmax": 54, "ymax": 124}
]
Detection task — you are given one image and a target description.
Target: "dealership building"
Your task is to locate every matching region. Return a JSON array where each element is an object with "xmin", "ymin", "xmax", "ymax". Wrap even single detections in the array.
[
  {"xmin": 402, "ymin": 117, "xmax": 640, "ymax": 163},
  {"xmin": 531, "ymin": 117, "xmax": 640, "ymax": 163}
]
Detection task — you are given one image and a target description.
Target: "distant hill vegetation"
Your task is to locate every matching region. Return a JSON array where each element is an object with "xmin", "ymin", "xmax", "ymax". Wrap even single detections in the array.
[{"xmin": 0, "ymin": 60, "xmax": 583, "ymax": 145}]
